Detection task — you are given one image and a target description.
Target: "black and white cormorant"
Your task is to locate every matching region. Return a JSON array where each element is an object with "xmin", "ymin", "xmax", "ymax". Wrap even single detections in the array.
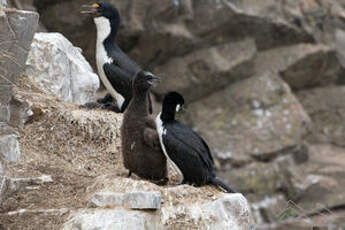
[
  {"xmin": 121, "ymin": 71, "xmax": 167, "ymax": 182},
  {"xmin": 156, "ymin": 92, "xmax": 236, "ymax": 193},
  {"xmin": 81, "ymin": 1, "xmax": 152, "ymax": 113}
]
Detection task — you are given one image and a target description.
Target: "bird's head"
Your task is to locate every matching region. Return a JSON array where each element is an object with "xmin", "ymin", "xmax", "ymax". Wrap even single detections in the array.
[
  {"xmin": 163, "ymin": 92, "xmax": 185, "ymax": 113},
  {"xmin": 133, "ymin": 71, "xmax": 161, "ymax": 91},
  {"xmin": 81, "ymin": 0, "xmax": 119, "ymax": 20}
]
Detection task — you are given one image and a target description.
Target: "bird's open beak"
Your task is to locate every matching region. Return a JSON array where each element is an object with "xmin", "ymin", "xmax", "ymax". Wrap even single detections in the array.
[
  {"xmin": 148, "ymin": 75, "xmax": 161, "ymax": 87},
  {"xmin": 81, "ymin": 3, "xmax": 99, "ymax": 15}
]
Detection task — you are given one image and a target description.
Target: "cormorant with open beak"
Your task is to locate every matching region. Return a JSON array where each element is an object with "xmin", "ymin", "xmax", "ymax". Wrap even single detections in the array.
[{"xmin": 81, "ymin": 0, "xmax": 152, "ymax": 113}]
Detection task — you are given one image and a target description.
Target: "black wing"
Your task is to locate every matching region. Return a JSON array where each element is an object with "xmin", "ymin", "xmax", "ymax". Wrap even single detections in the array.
[
  {"xmin": 103, "ymin": 63, "xmax": 133, "ymax": 101},
  {"xmin": 163, "ymin": 121, "xmax": 214, "ymax": 178},
  {"xmin": 107, "ymin": 43, "xmax": 141, "ymax": 74}
]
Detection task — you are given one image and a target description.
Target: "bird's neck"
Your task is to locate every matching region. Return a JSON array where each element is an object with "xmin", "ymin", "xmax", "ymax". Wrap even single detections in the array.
[
  {"xmin": 94, "ymin": 16, "xmax": 119, "ymax": 45},
  {"xmin": 160, "ymin": 106, "xmax": 176, "ymax": 123},
  {"xmin": 130, "ymin": 88, "xmax": 150, "ymax": 115}
]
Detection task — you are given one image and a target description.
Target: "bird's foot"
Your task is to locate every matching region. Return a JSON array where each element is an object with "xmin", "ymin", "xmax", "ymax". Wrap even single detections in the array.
[
  {"xmin": 97, "ymin": 93, "xmax": 114, "ymax": 104},
  {"xmin": 100, "ymin": 103, "xmax": 121, "ymax": 113},
  {"xmin": 79, "ymin": 102, "xmax": 103, "ymax": 109},
  {"xmin": 152, "ymin": 177, "xmax": 169, "ymax": 186}
]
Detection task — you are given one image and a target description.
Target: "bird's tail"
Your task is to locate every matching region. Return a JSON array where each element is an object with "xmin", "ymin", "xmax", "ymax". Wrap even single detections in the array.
[{"xmin": 211, "ymin": 177, "xmax": 237, "ymax": 193}]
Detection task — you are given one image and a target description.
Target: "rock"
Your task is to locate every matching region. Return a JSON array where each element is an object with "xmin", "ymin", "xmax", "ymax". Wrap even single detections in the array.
[
  {"xmin": 291, "ymin": 144, "xmax": 345, "ymax": 213},
  {"xmin": 254, "ymin": 44, "xmax": 341, "ymax": 90},
  {"xmin": 91, "ymin": 191, "xmax": 161, "ymax": 210},
  {"xmin": 297, "ymin": 86, "xmax": 345, "ymax": 147},
  {"xmin": 335, "ymin": 29, "xmax": 345, "ymax": 68},
  {"xmin": 64, "ymin": 176, "xmax": 253, "ymax": 230},
  {"xmin": 251, "ymin": 195, "xmax": 288, "ymax": 224},
  {"xmin": 170, "ymin": 193, "xmax": 252, "ymax": 230},
  {"xmin": 0, "ymin": 8, "xmax": 38, "ymax": 123},
  {"xmin": 256, "ymin": 211, "xmax": 345, "ymax": 230},
  {"xmin": 1, "ymin": 0, "xmax": 7, "ymax": 7},
  {"xmin": 6, "ymin": 208, "xmax": 68, "ymax": 216},
  {"xmin": 153, "ymin": 38, "xmax": 257, "ymax": 102},
  {"xmin": 65, "ymin": 192, "xmax": 251, "ymax": 230},
  {"xmin": 9, "ymin": 94, "xmax": 33, "ymax": 127},
  {"xmin": 0, "ymin": 175, "xmax": 53, "ymax": 204},
  {"xmin": 35, "ymin": 0, "xmax": 313, "ymax": 70},
  {"xmin": 0, "ymin": 124, "xmax": 21, "ymax": 163},
  {"xmin": 184, "ymin": 72, "xmax": 310, "ymax": 165},
  {"xmin": 63, "ymin": 209, "xmax": 161, "ymax": 230},
  {"xmin": 25, "ymin": 32, "xmax": 99, "ymax": 104},
  {"xmin": 218, "ymin": 155, "xmax": 301, "ymax": 199},
  {"xmin": 0, "ymin": 8, "xmax": 38, "ymax": 177}
]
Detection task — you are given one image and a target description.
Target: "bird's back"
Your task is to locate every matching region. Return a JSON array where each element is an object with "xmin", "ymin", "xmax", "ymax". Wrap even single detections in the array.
[{"xmin": 163, "ymin": 121, "xmax": 215, "ymax": 185}]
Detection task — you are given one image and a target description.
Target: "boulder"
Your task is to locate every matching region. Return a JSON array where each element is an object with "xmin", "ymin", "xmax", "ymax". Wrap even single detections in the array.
[
  {"xmin": 0, "ymin": 7, "xmax": 38, "ymax": 179},
  {"xmin": 0, "ymin": 8, "xmax": 38, "ymax": 123},
  {"xmin": 153, "ymin": 38, "xmax": 257, "ymax": 102},
  {"xmin": 25, "ymin": 32, "xmax": 99, "ymax": 104},
  {"xmin": 291, "ymin": 144, "xmax": 345, "ymax": 212},
  {"xmin": 64, "ymin": 176, "xmax": 252, "ymax": 230},
  {"xmin": 254, "ymin": 44, "xmax": 341, "ymax": 90},
  {"xmin": 297, "ymin": 86, "xmax": 345, "ymax": 147},
  {"xmin": 183, "ymin": 72, "xmax": 310, "ymax": 165}
]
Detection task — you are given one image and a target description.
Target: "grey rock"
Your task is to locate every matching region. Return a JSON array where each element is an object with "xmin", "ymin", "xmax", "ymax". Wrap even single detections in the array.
[
  {"xmin": 0, "ymin": 8, "xmax": 38, "ymax": 171},
  {"xmin": 251, "ymin": 195, "xmax": 288, "ymax": 224},
  {"xmin": 63, "ymin": 209, "xmax": 161, "ymax": 230},
  {"xmin": 6, "ymin": 208, "xmax": 68, "ymax": 216},
  {"xmin": 36, "ymin": 0, "xmax": 313, "ymax": 70},
  {"xmin": 154, "ymin": 38, "xmax": 257, "ymax": 102},
  {"xmin": 1, "ymin": 0, "xmax": 6, "ymax": 7},
  {"xmin": 184, "ymin": 72, "xmax": 310, "ymax": 165},
  {"xmin": 292, "ymin": 144, "xmax": 345, "ymax": 212},
  {"xmin": 65, "ymin": 193, "xmax": 252, "ymax": 230},
  {"xmin": 297, "ymin": 86, "xmax": 345, "ymax": 147},
  {"xmin": 91, "ymin": 191, "xmax": 161, "ymax": 210},
  {"xmin": 335, "ymin": 29, "xmax": 345, "ymax": 68},
  {"xmin": 0, "ymin": 123, "xmax": 20, "ymax": 163},
  {"xmin": 0, "ymin": 8, "xmax": 38, "ymax": 122},
  {"xmin": 9, "ymin": 93, "xmax": 33, "ymax": 127},
  {"xmin": 25, "ymin": 32, "xmax": 100, "ymax": 104},
  {"xmin": 218, "ymin": 155, "xmax": 299, "ymax": 198},
  {"xmin": 0, "ymin": 175, "xmax": 53, "ymax": 204},
  {"xmin": 254, "ymin": 44, "xmax": 341, "ymax": 90}
]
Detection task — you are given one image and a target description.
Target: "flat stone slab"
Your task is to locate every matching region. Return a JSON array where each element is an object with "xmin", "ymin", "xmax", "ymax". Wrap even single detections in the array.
[{"xmin": 91, "ymin": 191, "xmax": 161, "ymax": 210}]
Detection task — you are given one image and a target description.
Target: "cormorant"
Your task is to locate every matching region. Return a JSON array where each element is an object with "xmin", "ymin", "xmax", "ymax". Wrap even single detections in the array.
[
  {"xmin": 156, "ymin": 92, "xmax": 236, "ymax": 193},
  {"xmin": 81, "ymin": 1, "xmax": 152, "ymax": 113},
  {"xmin": 121, "ymin": 71, "xmax": 167, "ymax": 181}
]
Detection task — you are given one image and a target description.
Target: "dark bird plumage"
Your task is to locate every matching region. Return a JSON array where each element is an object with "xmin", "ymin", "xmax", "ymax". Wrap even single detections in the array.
[
  {"xmin": 121, "ymin": 71, "xmax": 167, "ymax": 181},
  {"xmin": 81, "ymin": 0, "xmax": 152, "ymax": 113},
  {"xmin": 156, "ymin": 92, "xmax": 236, "ymax": 193}
]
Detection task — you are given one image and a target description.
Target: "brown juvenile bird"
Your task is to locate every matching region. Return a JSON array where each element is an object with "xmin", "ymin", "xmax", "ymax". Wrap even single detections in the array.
[{"xmin": 121, "ymin": 71, "xmax": 167, "ymax": 181}]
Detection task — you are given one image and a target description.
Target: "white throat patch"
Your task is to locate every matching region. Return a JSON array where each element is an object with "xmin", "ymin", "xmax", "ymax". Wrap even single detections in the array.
[
  {"xmin": 94, "ymin": 16, "xmax": 125, "ymax": 109},
  {"xmin": 176, "ymin": 104, "xmax": 181, "ymax": 112}
]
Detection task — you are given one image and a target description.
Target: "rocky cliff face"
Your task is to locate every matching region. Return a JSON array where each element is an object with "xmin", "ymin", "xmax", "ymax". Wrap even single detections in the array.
[{"xmin": 1, "ymin": 0, "xmax": 345, "ymax": 229}]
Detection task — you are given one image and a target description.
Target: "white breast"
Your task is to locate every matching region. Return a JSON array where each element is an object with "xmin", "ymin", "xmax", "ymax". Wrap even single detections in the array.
[
  {"xmin": 156, "ymin": 113, "xmax": 184, "ymax": 184},
  {"xmin": 94, "ymin": 16, "xmax": 125, "ymax": 109}
]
